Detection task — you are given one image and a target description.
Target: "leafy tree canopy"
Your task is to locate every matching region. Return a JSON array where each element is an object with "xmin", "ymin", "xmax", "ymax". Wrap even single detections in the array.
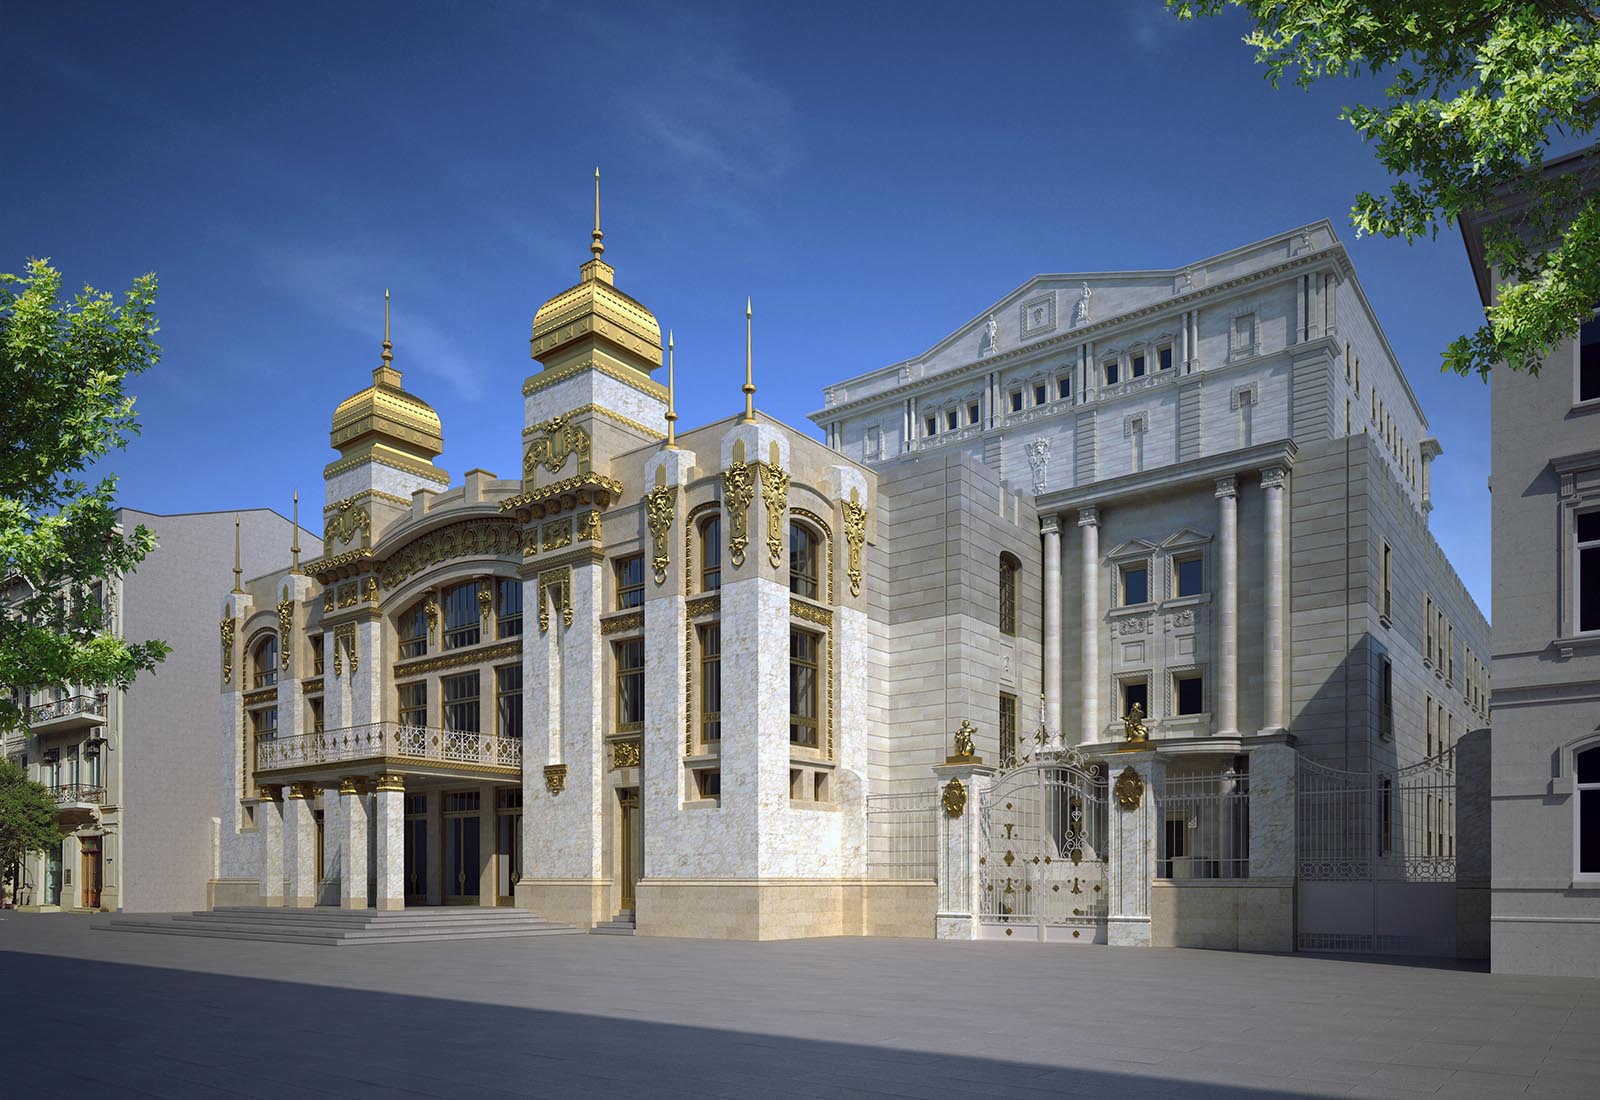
[
  {"xmin": 0, "ymin": 259, "xmax": 169, "ymax": 732},
  {"xmin": 0, "ymin": 757, "xmax": 61, "ymax": 895},
  {"xmin": 1171, "ymin": 1, "xmax": 1600, "ymax": 378}
]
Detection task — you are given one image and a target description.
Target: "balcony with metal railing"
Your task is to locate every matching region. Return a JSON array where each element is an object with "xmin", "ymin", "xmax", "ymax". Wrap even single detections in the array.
[
  {"xmin": 50, "ymin": 782, "xmax": 107, "ymax": 807},
  {"xmin": 255, "ymin": 722, "xmax": 523, "ymax": 779},
  {"xmin": 28, "ymin": 693, "xmax": 108, "ymax": 734}
]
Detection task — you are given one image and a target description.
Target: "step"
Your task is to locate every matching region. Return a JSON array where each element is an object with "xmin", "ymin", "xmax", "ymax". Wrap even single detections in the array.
[
  {"xmin": 95, "ymin": 906, "xmax": 582, "ymax": 946},
  {"xmin": 97, "ymin": 921, "xmax": 582, "ymax": 946},
  {"xmin": 177, "ymin": 910, "xmax": 544, "ymax": 930},
  {"xmin": 589, "ymin": 924, "xmax": 635, "ymax": 936}
]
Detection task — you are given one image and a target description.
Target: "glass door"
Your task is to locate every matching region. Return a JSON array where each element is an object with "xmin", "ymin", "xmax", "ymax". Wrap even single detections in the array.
[
  {"xmin": 618, "ymin": 789, "xmax": 642, "ymax": 911},
  {"xmin": 45, "ymin": 842, "xmax": 63, "ymax": 907},
  {"xmin": 444, "ymin": 791, "xmax": 481, "ymax": 905},
  {"xmin": 496, "ymin": 787, "xmax": 523, "ymax": 906},
  {"xmin": 403, "ymin": 793, "xmax": 428, "ymax": 906}
]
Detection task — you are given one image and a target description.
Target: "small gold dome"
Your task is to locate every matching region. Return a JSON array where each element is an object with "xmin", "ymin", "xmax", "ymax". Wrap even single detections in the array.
[{"xmin": 330, "ymin": 364, "xmax": 444, "ymax": 460}]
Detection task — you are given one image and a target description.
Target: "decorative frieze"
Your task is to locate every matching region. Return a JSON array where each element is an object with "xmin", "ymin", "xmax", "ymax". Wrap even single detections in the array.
[
  {"xmin": 542, "ymin": 520, "xmax": 572, "ymax": 552},
  {"xmin": 392, "ymin": 640, "xmax": 520, "ymax": 678},
  {"xmin": 610, "ymin": 739, "xmax": 642, "ymax": 770},
  {"xmin": 220, "ymin": 615, "xmax": 235, "ymax": 683},
  {"xmin": 790, "ymin": 599, "xmax": 833, "ymax": 628},
  {"xmin": 380, "ymin": 520, "xmax": 522, "ymax": 590},
  {"xmin": 600, "ymin": 611, "xmax": 644, "ymax": 636},
  {"xmin": 684, "ymin": 595, "xmax": 719, "ymax": 620},
  {"xmin": 242, "ymin": 688, "xmax": 275, "ymax": 708},
  {"xmin": 337, "ymin": 582, "xmax": 357, "ymax": 608}
]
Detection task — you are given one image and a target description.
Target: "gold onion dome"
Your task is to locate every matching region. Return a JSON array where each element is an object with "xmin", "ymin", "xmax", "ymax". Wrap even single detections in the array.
[
  {"xmin": 330, "ymin": 290, "xmax": 444, "ymax": 462},
  {"xmin": 530, "ymin": 167, "xmax": 663, "ymax": 374}
]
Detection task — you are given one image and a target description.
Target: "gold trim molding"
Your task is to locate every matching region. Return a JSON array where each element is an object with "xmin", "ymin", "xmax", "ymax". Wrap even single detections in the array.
[
  {"xmin": 242, "ymin": 688, "xmax": 275, "ymax": 707},
  {"xmin": 522, "ymin": 358, "xmax": 668, "ymax": 402},
  {"xmin": 499, "ymin": 471, "xmax": 624, "ymax": 517},
  {"xmin": 523, "ymin": 402, "xmax": 665, "ymax": 441},
  {"xmin": 684, "ymin": 594, "xmax": 719, "ymax": 619},
  {"xmin": 790, "ymin": 598, "xmax": 833, "ymax": 627},
  {"xmin": 220, "ymin": 615, "xmax": 235, "ymax": 683},
  {"xmin": 323, "ymin": 450, "xmax": 450, "ymax": 485},
  {"xmin": 380, "ymin": 519, "xmax": 522, "ymax": 590},
  {"xmin": 393, "ymin": 639, "xmax": 520, "ymax": 679},
  {"xmin": 600, "ymin": 611, "xmax": 643, "ymax": 636}
]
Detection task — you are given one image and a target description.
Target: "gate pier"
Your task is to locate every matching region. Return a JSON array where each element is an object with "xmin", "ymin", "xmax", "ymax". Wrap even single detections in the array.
[
  {"xmin": 932, "ymin": 758, "xmax": 994, "ymax": 940},
  {"xmin": 1106, "ymin": 749, "xmax": 1164, "ymax": 946}
]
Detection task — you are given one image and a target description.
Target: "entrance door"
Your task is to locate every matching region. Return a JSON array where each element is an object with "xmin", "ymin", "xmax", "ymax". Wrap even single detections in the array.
[
  {"xmin": 404, "ymin": 793, "xmax": 428, "ymax": 905},
  {"xmin": 496, "ymin": 787, "xmax": 523, "ymax": 906},
  {"xmin": 618, "ymin": 789, "xmax": 642, "ymax": 911},
  {"xmin": 80, "ymin": 836, "xmax": 102, "ymax": 909},
  {"xmin": 45, "ymin": 842, "xmax": 63, "ymax": 907},
  {"xmin": 444, "ymin": 791, "xmax": 481, "ymax": 905}
]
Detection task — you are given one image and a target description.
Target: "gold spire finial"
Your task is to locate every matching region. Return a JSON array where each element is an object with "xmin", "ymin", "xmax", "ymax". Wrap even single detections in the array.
[
  {"xmin": 591, "ymin": 166, "xmax": 604, "ymax": 259},
  {"xmin": 232, "ymin": 513, "xmax": 243, "ymax": 594},
  {"xmin": 290, "ymin": 490, "xmax": 301, "ymax": 573},
  {"xmin": 665, "ymin": 330, "xmax": 678, "ymax": 449},
  {"xmin": 381, "ymin": 288, "xmax": 393, "ymax": 368},
  {"xmin": 741, "ymin": 297, "xmax": 755, "ymax": 423}
]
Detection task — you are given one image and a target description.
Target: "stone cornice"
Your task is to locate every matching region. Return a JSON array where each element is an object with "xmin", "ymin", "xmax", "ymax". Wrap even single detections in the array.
[
  {"xmin": 522, "ymin": 358, "xmax": 668, "ymax": 402},
  {"xmin": 523, "ymin": 403, "xmax": 665, "ymax": 441},
  {"xmin": 1038, "ymin": 439, "xmax": 1298, "ymax": 516}
]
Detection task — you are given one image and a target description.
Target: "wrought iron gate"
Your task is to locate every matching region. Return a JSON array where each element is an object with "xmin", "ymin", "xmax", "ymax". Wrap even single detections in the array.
[
  {"xmin": 1296, "ymin": 753, "xmax": 1457, "ymax": 955},
  {"xmin": 978, "ymin": 750, "xmax": 1109, "ymax": 942}
]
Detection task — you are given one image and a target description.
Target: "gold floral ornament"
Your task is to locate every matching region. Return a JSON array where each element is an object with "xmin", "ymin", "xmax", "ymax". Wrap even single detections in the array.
[
  {"xmin": 759, "ymin": 461, "xmax": 790, "ymax": 568},
  {"xmin": 722, "ymin": 460, "xmax": 753, "ymax": 567},
  {"xmin": 543, "ymin": 763, "xmax": 568, "ymax": 795},
  {"xmin": 277, "ymin": 590, "xmax": 294, "ymax": 671},
  {"xmin": 645, "ymin": 483, "xmax": 678, "ymax": 584},
  {"xmin": 942, "ymin": 777, "xmax": 968, "ymax": 818},
  {"xmin": 323, "ymin": 498, "xmax": 372, "ymax": 549},
  {"xmin": 524, "ymin": 414, "xmax": 591, "ymax": 478},
  {"xmin": 610, "ymin": 739, "xmax": 641, "ymax": 770},
  {"xmin": 478, "ymin": 585, "xmax": 493, "ymax": 625},
  {"xmin": 219, "ymin": 615, "xmax": 235, "ymax": 683},
  {"xmin": 579, "ymin": 509, "xmax": 602, "ymax": 544},
  {"xmin": 842, "ymin": 490, "xmax": 867, "ymax": 597},
  {"xmin": 1114, "ymin": 765, "xmax": 1145, "ymax": 810}
]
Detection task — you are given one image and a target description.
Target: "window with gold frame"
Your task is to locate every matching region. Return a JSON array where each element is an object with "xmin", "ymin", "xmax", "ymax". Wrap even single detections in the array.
[
  {"xmin": 789, "ymin": 627, "xmax": 819, "ymax": 747},
  {"xmin": 615, "ymin": 638, "xmax": 645, "ymax": 732},
  {"xmin": 699, "ymin": 623, "xmax": 721, "ymax": 744}
]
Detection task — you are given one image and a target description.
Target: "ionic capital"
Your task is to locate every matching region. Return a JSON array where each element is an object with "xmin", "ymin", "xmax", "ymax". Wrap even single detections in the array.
[
  {"xmin": 1077, "ymin": 505, "xmax": 1100, "ymax": 528},
  {"xmin": 1040, "ymin": 514, "xmax": 1061, "ymax": 537},
  {"xmin": 1215, "ymin": 475, "xmax": 1238, "ymax": 500},
  {"xmin": 1260, "ymin": 466, "xmax": 1286, "ymax": 491}
]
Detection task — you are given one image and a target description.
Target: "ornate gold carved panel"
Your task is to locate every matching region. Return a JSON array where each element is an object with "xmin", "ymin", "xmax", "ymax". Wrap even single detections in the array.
[
  {"xmin": 759, "ymin": 462, "xmax": 790, "ymax": 568},
  {"xmin": 722, "ymin": 461, "xmax": 753, "ymax": 568},
  {"xmin": 645, "ymin": 484, "xmax": 677, "ymax": 584}
]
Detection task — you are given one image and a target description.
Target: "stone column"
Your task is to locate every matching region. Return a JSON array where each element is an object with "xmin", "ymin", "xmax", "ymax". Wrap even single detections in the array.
[
  {"xmin": 373, "ymin": 773, "xmax": 404, "ymax": 911},
  {"xmin": 339, "ymin": 777, "xmax": 369, "ymax": 910},
  {"xmin": 1041, "ymin": 515, "xmax": 1063, "ymax": 736},
  {"xmin": 1261, "ymin": 466, "xmax": 1287, "ymax": 734},
  {"xmin": 1241, "ymin": 740, "xmax": 1296, "ymax": 952},
  {"xmin": 1078, "ymin": 507, "xmax": 1101, "ymax": 745},
  {"xmin": 257, "ymin": 788, "xmax": 283, "ymax": 907},
  {"xmin": 933, "ymin": 759, "xmax": 996, "ymax": 939},
  {"xmin": 285, "ymin": 783, "xmax": 317, "ymax": 908},
  {"xmin": 1215, "ymin": 476, "xmax": 1239, "ymax": 737},
  {"xmin": 1107, "ymin": 749, "xmax": 1165, "ymax": 946}
]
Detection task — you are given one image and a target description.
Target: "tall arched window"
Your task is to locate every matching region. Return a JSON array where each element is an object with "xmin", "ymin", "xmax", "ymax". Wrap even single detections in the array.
[
  {"xmin": 252, "ymin": 634, "xmax": 278, "ymax": 689},
  {"xmin": 1577, "ymin": 745, "xmax": 1600, "ymax": 880},
  {"xmin": 700, "ymin": 515, "xmax": 722, "ymax": 592},
  {"xmin": 790, "ymin": 521, "xmax": 819, "ymax": 599},
  {"xmin": 999, "ymin": 553, "xmax": 1020, "ymax": 636}
]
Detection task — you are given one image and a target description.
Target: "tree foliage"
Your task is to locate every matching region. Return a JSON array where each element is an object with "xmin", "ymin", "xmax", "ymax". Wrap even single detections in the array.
[
  {"xmin": 0, "ymin": 259, "xmax": 170, "ymax": 732},
  {"xmin": 0, "ymin": 757, "xmax": 61, "ymax": 905},
  {"xmin": 1170, "ymin": 1, "xmax": 1600, "ymax": 378}
]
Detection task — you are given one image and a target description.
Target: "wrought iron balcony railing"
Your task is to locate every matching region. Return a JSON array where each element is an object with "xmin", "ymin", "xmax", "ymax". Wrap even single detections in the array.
[
  {"xmin": 28, "ymin": 693, "xmax": 108, "ymax": 725},
  {"xmin": 255, "ymin": 723, "xmax": 523, "ymax": 774},
  {"xmin": 51, "ymin": 783, "xmax": 106, "ymax": 805}
]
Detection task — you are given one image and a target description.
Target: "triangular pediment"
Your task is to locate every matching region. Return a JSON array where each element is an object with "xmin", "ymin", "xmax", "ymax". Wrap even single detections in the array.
[
  {"xmin": 1160, "ymin": 528, "xmax": 1213, "ymax": 550},
  {"xmin": 1105, "ymin": 536, "xmax": 1159, "ymax": 559}
]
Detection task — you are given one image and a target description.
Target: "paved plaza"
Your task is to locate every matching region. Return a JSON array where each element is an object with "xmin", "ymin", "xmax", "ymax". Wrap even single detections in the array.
[{"xmin": 1, "ymin": 914, "xmax": 1596, "ymax": 1099}]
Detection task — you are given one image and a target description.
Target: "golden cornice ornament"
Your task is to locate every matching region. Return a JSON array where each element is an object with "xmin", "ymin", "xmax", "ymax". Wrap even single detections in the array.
[
  {"xmin": 304, "ymin": 546, "xmax": 375, "ymax": 581},
  {"xmin": 324, "ymin": 499, "xmax": 373, "ymax": 551},
  {"xmin": 277, "ymin": 590, "xmax": 294, "ymax": 671},
  {"xmin": 242, "ymin": 688, "xmax": 276, "ymax": 708},
  {"xmin": 375, "ymin": 773, "xmax": 405, "ymax": 793},
  {"xmin": 578, "ymin": 509, "xmax": 602, "ymax": 545},
  {"xmin": 393, "ymin": 639, "xmax": 520, "ymax": 678},
  {"xmin": 543, "ymin": 763, "xmax": 569, "ymax": 796},
  {"xmin": 610, "ymin": 739, "xmax": 642, "ymax": 770},
  {"xmin": 943, "ymin": 778, "xmax": 968, "ymax": 818},
  {"xmin": 722, "ymin": 461, "xmax": 754, "ymax": 568},
  {"xmin": 379, "ymin": 519, "xmax": 522, "ymax": 590},
  {"xmin": 498, "ymin": 471, "xmax": 624, "ymax": 518},
  {"xmin": 524, "ymin": 414, "xmax": 593, "ymax": 480},
  {"xmin": 522, "ymin": 403, "xmax": 664, "ymax": 442},
  {"xmin": 302, "ymin": 677, "xmax": 324, "ymax": 695},
  {"xmin": 1114, "ymin": 766, "xmax": 1145, "ymax": 811},
  {"xmin": 684, "ymin": 594, "xmax": 719, "ymax": 619},
  {"xmin": 338, "ymin": 776, "xmax": 367, "ymax": 796},
  {"xmin": 220, "ymin": 615, "xmax": 235, "ymax": 684},
  {"xmin": 600, "ymin": 611, "xmax": 644, "ymax": 636},
  {"xmin": 286, "ymin": 783, "xmax": 316, "ymax": 800},
  {"xmin": 424, "ymin": 599, "xmax": 439, "ymax": 640},
  {"xmin": 645, "ymin": 483, "xmax": 678, "ymax": 584},
  {"xmin": 842, "ymin": 491, "xmax": 867, "ymax": 598},
  {"xmin": 323, "ymin": 449, "xmax": 449, "ymax": 486},
  {"xmin": 790, "ymin": 598, "xmax": 833, "ymax": 628},
  {"xmin": 759, "ymin": 462, "xmax": 790, "ymax": 569}
]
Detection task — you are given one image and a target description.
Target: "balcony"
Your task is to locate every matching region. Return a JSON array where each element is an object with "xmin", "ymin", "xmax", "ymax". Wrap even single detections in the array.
[
  {"xmin": 255, "ymin": 723, "xmax": 523, "ymax": 778},
  {"xmin": 28, "ymin": 693, "xmax": 108, "ymax": 734},
  {"xmin": 49, "ymin": 782, "xmax": 106, "ymax": 825}
]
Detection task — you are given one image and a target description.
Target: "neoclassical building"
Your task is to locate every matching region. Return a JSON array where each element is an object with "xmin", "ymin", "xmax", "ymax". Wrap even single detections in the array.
[{"xmin": 216, "ymin": 207, "xmax": 1489, "ymax": 951}]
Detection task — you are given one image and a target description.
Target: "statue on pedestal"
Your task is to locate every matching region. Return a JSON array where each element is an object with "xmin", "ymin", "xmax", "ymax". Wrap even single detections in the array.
[{"xmin": 1121, "ymin": 702, "xmax": 1149, "ymax": 744}]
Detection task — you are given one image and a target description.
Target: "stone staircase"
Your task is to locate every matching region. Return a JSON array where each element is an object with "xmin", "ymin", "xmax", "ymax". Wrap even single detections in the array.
[
  {"xmin": 589, "ymin": 909, "xmax": 636, "ymax": 936},
  {"xmin": 95, "ymin": 906, "xmax": 582, "ymax": 947}
]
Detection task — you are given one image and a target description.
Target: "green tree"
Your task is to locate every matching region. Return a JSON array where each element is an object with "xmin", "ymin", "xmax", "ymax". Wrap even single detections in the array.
[
  {"xmin": 1171, "ymin": 1, "xmax": 1600, "ymax": 378},
  {"xmin": 0, "ymin": 259, "xmax": 170, "ymax": 734},
  {"xmin": 0, "ymin": 757, "xmax": 61, "ymax": 907}
]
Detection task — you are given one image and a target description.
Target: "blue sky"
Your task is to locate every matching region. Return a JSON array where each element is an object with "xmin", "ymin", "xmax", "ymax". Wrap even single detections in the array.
[{"xmin": 2, "ymin": 2, "xmax": 1491, "ymax": 610}]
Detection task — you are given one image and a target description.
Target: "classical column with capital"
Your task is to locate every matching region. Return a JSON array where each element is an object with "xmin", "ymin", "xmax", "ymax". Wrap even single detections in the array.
[
  {"xmin": 339, "ymin": 776, "xmax": 369, "ymax": 910},
  {"xmin": 1215, "ymin": 476, "xmax": 1239, "ymax": 737},
  {"xmin": 1261, "ymin": 466, "xmax": 1287, "ymax": 734},
  {"xmin": 285, "ymin": 783, "xmax": 317, "ymax": 908},
  {"xmin": 1041, "ymin": 514, "xmax": 1062, "ymax": 736},
  {"xmin": 373, "ymin": 773, "xmax": 405, "ymax": 911},
  {"xmin": 1078, "ymin": 506, "xmax": 1101, "ymax": 744}
]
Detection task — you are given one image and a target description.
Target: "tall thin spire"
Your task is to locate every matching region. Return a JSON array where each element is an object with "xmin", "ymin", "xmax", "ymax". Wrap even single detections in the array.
[
  {"xmin": 591, "ymin": 166, "xmax": 604, "ymax": 259},
  {"xmin": 232, "ymin": 513, "xmax": 243, "ymax": 594},
  {"xmin": 665, "ymin": 330, "xmax": 678, "ymax": 448},
  {"xmin": 380, "ymin": 288, "xmax": 393, "ymax": 369},
  {"xmin": 741, "ymin": 297, "xmax": 756, "ymax": 423},
  {"xmin": 290, "ymin": 490, "xmax": 301, "ymax": 574}
]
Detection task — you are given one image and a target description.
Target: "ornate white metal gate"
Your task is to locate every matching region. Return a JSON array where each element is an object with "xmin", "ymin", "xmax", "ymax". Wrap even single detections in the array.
[
  {"xmin": 1296, "ymin": 753, "xmax": 1457, "ymax": 955},
  {"xmin": 978, "ymin": 750, "xmax": 1109, "ymax": 942}
]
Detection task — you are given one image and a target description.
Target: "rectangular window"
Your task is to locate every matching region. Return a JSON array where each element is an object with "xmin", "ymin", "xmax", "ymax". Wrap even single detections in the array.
[
  {"xmin": 615, "ymin": 639, "xmax": 645, "ymax": 732},
  {"xmin": 1175, "ymin": 674, "xmax": 1203, "ymax": 716},
  {"xmin": 442, "ymin": 581, "xmax": 481, "ymax": 650},
  {"xmin": 945, "ymin": 409, "xmax": 958, "ymax": 431},
  {"xmin": 1447, "ymin": 623, "xmax": 1454, "ymax": 681},
  {"xmin": 615, "ymin": 554, "xmax": 645, "ymax": 610},
  {"xmin": 1175, "ymin": 556, "xmax": 1203, "ymax": 598},
  {"xmin": 999, "ymin": 692, "xmax": 1017, "ymax": 764},
  {"xmin": 250, "ymin": 706, "xmax": 277, "ymax": 742},
  {"xmin": 789, "ymin": 628, "xmax": 819, "ymax": 748},
  {"xmin": 1424, "ymin": 595, "xmax": 1434, "ymax": 660},
  {"xmin": 496, "ymin": 665, "xmax": 522, "ymax": 738},
  {"xmin": 1577, "ymin": 746, "xmax": 1600, "ymax": 876},
  {"xmin": 1104, "ymin": 360, "xmax": 1120, "ymax": 386},
  {"xmin": 1581, "ymin": 315, "xmax": 1600, "ymax": 403},
  {"xmin": 968, "ymin": 402, "xmax": 981, "ymax": 424},
  {"xmin": 999, "ymin": 556, "xmax": 1018, "ymax": 636},
  {"xmin": 1121, "ymin": 563, "xmax": 1149, "ymax": 606},
  {"xmin": 1122, "ymin": 679, "xmax": 1149, "ymax": 719},
  {"xmin": 398, "ymin": 681, "xmax": 427, "ymax": 727},
  {"xmin": 1425, "ymin": 694, "xmax": 1433, "ymax": 757},
  {"xmin": 1056, "ymin": 376, "xmax": 1071, "ymax": 401},
  {"xmin": 442, "ymin": 672, "xmax": 480, "ymax": 734},
  {"xmin": 700, "ymin": 515, "xmax": 722, "ymax": 592},
  {"xmin": 696, "ymin": 770, "xmax": 721, "ymax": 801},
  {"xmin": 1130, "ymin": 353, "xmax": 1146, "ymax": 379},
  {"xmin": 700, "ymin": 623, "xmax": 721, "ymax": 743},
  {"xmin": 925, "ymin": 415, "xmax": 938, "ymax": 437},
  {"xmin": 311, "ymin": 634, "xmax": 324, "ymax": 676},
  {"xmin": 308, "ymin": 697, "xmax": 324, "ymax": 734},
  {"xmin": 1380, "ymin": 658, "xmax": 1393, "ymax": 740},
  {"xmin": 1033, "ymin": 382, "xmax": 1047, "ymax": 406},
  {"xmin": 1234, "ymin": 313, "xmax": 1256, "ymax": 353},
  {"xmin": 864, "ymin": 425, "xmax": 882, "ymax": 460},
  {"xmin": 1381, "ymin": 541, "xmax": 1393, "ymax": 621},
  {"xmin": 1009, "ymin": 390, "xmax": 1023, "ymax": 413},
  {"xmin": 1580, "ymin": 510, "xmax": 1600, "ymax": 633},
  {"xmin": 497, "ymin": 578, "xmax": 522, "ymax": 638},
  {"xmin": 1158, "ymin": 344, "xmax": 1173, "ymax": 372},
  {"xmin": 790, "ymin": 524, "xmax": 820, "ymax": 599}
]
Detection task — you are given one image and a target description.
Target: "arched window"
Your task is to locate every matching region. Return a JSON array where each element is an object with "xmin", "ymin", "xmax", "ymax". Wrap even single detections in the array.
[
  {"xmin": 441, "ymin": 580, "xmax": 481, "ymax": 650},
  {"xmin": 999, "ymin": 553, "xmax": 1020, "ymax": 636},
  {"xmin": 398, "ymin": 601, "xmax": 429, "ymax": 659},
  {"xmin": 1577, "ymin": 744, "xmax": 1600, "ymax": 880},
  {"xmin": 790, "ymin": 521, "xmax": 819, "ymax": 599},
  {"xmin": 700, "ymin": 515, "xmax": 722, "ymax": 592},
  {"xmin": 252, "ymin": 634, "xmax": 278, "ymax": 689}
]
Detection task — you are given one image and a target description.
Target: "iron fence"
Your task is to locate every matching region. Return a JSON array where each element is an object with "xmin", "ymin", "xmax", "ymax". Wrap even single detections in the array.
[
  {"xmin": 865, "ymin": 790, "xmax": 937, "ymax": 880},
  {"xmin": 1155, "ymin": 767, "xmax": 1251, "ymax": 879}
]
